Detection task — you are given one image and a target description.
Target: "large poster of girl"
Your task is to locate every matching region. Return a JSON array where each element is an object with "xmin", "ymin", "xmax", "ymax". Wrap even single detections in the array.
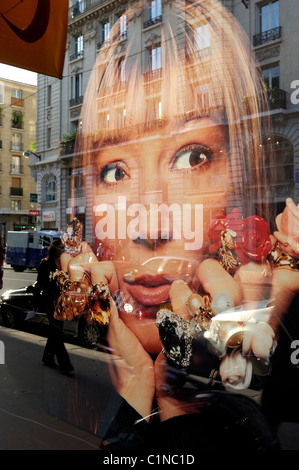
[{"xmin": 55, "ymin": 0, "xmax": 299, "ymax": 451}]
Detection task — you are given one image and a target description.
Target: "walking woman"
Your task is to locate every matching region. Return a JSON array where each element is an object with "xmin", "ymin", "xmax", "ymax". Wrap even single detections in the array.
[{"xmin": 35, "ymin": 239, "xmax": 74, "ymax": 373}]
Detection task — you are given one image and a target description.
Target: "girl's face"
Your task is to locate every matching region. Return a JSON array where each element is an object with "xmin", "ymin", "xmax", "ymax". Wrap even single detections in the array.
[{"xmin": 93, "ymin": 117, "xmax": 228, "ymax": 353}]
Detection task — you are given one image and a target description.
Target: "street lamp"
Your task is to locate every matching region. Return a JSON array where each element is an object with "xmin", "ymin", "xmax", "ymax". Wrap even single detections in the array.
[{"xmin": 22, "ymin": 150, "xmax": 41, "ymax": 161}]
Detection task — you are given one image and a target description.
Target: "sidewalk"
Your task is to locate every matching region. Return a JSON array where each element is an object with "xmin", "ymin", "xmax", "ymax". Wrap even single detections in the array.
[{"xmin": 0, "ymin": 325, "xmax": 114, "ymax": 451}]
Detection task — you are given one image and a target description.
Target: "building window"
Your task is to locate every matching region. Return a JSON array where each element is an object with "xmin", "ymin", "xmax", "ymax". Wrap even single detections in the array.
[
  {"xmin": 194, "ymin": 24, "xmax": 210, "ymax": 57},
  {"xmin": 11, "ymin": 110, "xmax": 23, "ymax": 129},
  {"xmin": 71, "ymin": 0, "xmax": 84, "ymax": 16},
  {"xmin": 144, "ymin": 0, "xmax": 162, "ymax": 28},
  {"xmin": 146, "ymin": 98, "xmax": 162, "ymax": 121},
  {"xmin": 11, "ymin": 156, "xmax": 22, "ymax": 174},
  {"xmin": 70, "ymin": 73, "xmax": 83, "ymax": 107},
  {"xmin": 98, "ymin": 21, "xmax": 111, "ymax": 48},
  {"xmin": 196, "ymin": 83, "xmax": 210, "ymax": 112},
  {"xmin": 76, "ymin": 34, "xmax": 83, "ymax": 54},
  {"xmin": 262, "ymin": 65, "xmax": 286, "ymax": 109},
  {"xmin": 263, "ymin": 64, "xmax": 280, "ymax": 90},
  {"xmin": 151, "ymin": 45, "xmax": 162, "ymax": 72},
  {"xmin": 254, "ymin": 1, "xmax": 280, "ymax": 46},
  {"xmin": 70, "ymin": 34, "xmax": 83, "ymax": 61},
  {"xmin": 119, "ymin": 14, "xmax": 127, "ymax": 40},
  {"xmin": 73, "ymin": 167, "xmax": 83, "ymax": 195},
  {"xmin": 47, "ymin": 127, "xmax": 51, "ymax": 148},
  {"xmin": 11, "ymin": 133, "xmax": 22, "ymax": 151},
  {"xmin": 10, "ymin": 177, "xmax": 23, "ymax": 196},
  {"xmin": 115, "ymin": 57, "xmax": 126, "ymax": 85},
  {"xmin": 103, "ymin": 21, "xmax": 110, "ymax": 41},
  {"xmin": 72, "ymin": 74, "xmax": 82, "ymax": 98},
  {"xmin": 259, "ymin": 1, "xmax": 279, "ymax": 33},
  {"xmin": 47, "ymin": 85, "xmax": 52, "ymax": 107},
  {"xmin": 115, "ymin": 106, "xmax": 127, "ymax": 129},
  {"xmin": 11, "ymin": 200, "xmax": 21, "ymax": 211},
  {"xmin": 71, "ymin": 120, "xmax": 79, "ymax": 132},
  {"xmin": 45, "ymin": 176, "xmax": 57, "ymax": 202},
  {"xmin": 12, "ymin": 89, "xmax": 22, "ymax": 99},
  {"xmin": 151, "ymin": 0, "xmax": 161, "ymax": 21}
]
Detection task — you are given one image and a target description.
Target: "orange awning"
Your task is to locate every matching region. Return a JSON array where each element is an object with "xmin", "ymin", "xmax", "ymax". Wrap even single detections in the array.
[{"xmin": 0, "ymin": 0, "xmax": 68, "ymax": 78}]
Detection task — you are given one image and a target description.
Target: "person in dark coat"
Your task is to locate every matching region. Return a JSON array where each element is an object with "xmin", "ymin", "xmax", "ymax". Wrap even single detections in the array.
[{"xmin": 35, "ymin": 239, "xmax": 74, "ymax": 373}]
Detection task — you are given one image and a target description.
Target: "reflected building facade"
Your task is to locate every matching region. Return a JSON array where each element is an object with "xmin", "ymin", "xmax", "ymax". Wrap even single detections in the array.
[{"xmin": 32, "ymin": 0, "xmax": 299, "ymax": 245}]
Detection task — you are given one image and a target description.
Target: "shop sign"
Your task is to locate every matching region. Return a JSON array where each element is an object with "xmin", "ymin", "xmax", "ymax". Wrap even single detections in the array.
[
  {"xmin": 29, "ymin": 210, "xmax": 40, "ymax": 217},
  {"xmin": 42, "ymin": 210, "xmax": 56, "ymax": 222}
]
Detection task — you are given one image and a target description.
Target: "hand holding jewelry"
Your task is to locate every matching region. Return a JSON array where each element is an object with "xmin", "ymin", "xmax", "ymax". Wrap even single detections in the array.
[
  {"xmin": 52, "ymin": 219, "xmax": 112, "ymax": 325},
  {"xmin": 156, "ymin": 288, "xmax": 276, "ymax": 390}
]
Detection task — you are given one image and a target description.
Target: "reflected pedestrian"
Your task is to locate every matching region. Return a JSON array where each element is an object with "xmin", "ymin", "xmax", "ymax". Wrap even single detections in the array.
[{"xmin": 34, "ymin": 239, "xmax": 74, "ymax": 373}]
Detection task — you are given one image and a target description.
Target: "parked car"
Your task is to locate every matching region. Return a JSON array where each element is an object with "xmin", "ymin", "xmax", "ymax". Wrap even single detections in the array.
[{"xmin": 0, "ymin": 282, "xmax": 108, "ymax": 350}]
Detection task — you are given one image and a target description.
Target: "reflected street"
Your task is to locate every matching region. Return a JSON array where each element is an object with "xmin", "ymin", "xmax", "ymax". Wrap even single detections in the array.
[
  {"xmin": 0, "ymin": 265, "xmax": 37, "ymax": 295},
  {"xmin": 0, "ymin": 265, "xmax": 114, "ymax": 450}
]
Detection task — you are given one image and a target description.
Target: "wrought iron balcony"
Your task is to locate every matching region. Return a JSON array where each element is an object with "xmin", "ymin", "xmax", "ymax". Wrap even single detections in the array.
[
  {"xmin": 253, "ymin": 26, "xmax": 281, "ymax": 47},
  {"xmin": 70, "ymin": 50, "xmax": 84, "ymax": 62},
  {"xmin": 266, "ymin": 88, "xmax": 287, "ymax": 110},
  {"xmin": 69, "ymin": 0, "xmax": 106, "ymax": 20},
  {"xmin": 10, "ymin": 187, "xmax": 23, "ymax": 196},
  {"xmin": 97, "ymin": 31, "xmax": 126, "ymax": 50},
  {"xmin": 243, "ymin": 88, "xmax": 287, "ymax": 115},
  {"xmin": 69, "ymin": 96, "xmax": 83, "ymax": 107},
  {"xmin": 143, "ymin": 15, "xmax": 162, "ymax": 29},
  {"xmin": 143, "ymin": 68, "xmax": 162, "ymax": 82},
  {"xmin": 196, "ymin": 46, "xmax": 211, "ymax": 59}
]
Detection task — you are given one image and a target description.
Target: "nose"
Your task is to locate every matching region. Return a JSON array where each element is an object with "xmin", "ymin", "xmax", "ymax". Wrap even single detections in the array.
[
  {"xmin": 133, "ymin": 140, "xmax": 175, "ymax": 248},
  {"xmin": 131, "ymin": 200, "xmax": 177, "ymax": 249}
]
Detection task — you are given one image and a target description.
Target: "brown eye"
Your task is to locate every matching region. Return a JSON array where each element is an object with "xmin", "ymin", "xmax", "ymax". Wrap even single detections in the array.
[
  {"xmin": 99, "ymin": 161, "xmax": 129, "ymax": 184},
  {"xmin": 172, "ymin": 144, "xmax": 213, "ymax": 170}
]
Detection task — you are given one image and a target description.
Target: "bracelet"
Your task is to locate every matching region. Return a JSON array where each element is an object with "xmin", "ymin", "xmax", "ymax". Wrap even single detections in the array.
[
  {"xmin": 216, "ymin": 229, "xmax": 241, "ymax": 276},
  {"xmin": 268, "ymin": 240, "xmax": 299, "ymax": 271},
  {"xmin": 52, "ymin": 270, "xmax": 111, "ymax": 324},
  {"xmin": 61, "ymin": 217, "xmax": 83, "ymax": 255}
]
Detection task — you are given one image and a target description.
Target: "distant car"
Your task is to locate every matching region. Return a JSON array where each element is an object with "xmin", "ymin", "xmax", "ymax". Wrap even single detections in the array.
[{"xmin": 0, "ymin": 282, "xmax": 108, "ymax": 350}]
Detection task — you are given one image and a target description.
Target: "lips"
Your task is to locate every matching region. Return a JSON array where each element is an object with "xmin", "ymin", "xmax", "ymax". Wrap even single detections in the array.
[
  {"xmin": 123, "ymin": 273, "xmax": 171, "ymax": 306},
  {"xmin": 125, "ymin": 282, "xmax": 171, "ymax": 306}
]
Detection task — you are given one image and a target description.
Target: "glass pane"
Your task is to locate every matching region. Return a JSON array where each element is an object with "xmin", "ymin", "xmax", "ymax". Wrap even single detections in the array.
[
  {"xmin": 151, "ymin": 0, "xmax": 161, "ymax": 19},
  {"xmin": 194, "ymin": 24, "xmax": 210, "ymax": 50},
  {"xmin": 272, "ymin": 1, "xmax": 279, "ymax": 28},
  {"xmin": 151, "ymin": 46, "xmax": 161, "ymax": 71},
  {"xmin": 260, "ymin": 4, "xmax": 269, "ymax": 32},
  {"xmin": 272, "ymin": 65, "xmax": 280, "ymax": 88}
]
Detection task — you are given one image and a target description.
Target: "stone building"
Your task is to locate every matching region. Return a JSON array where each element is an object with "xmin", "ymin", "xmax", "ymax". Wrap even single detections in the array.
[
  {"xmin": 32, "ymin": 0, "xmax": 299, "ymax": 244},
  {"xmin": 0, "ymin": 77, "xmax": 37, "ymax": 241},
  {"xmin": 232, "ymin": 0, "xmax": 299, "ymax": 215}
]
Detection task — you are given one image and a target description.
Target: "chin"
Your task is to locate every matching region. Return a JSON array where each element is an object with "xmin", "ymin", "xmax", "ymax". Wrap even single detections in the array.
[{"xmin": 119, "ymin": 311, "xmax": 162, "ymax": 355}]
